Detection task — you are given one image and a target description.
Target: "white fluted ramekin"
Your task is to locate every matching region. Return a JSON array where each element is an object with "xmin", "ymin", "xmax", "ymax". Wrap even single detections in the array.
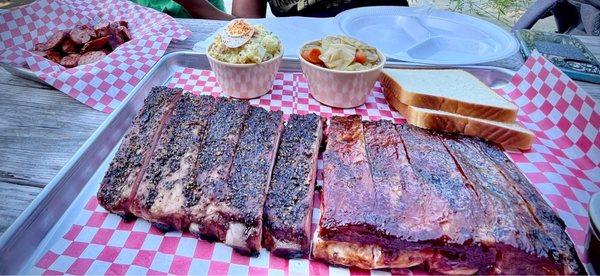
[
  {"xmin": 299, "ymin": 41, "xmax": 385, "ymax": 108},
  {"xmin": 207, "ymin": 45, "xmax": 283, "ymax": 99}
]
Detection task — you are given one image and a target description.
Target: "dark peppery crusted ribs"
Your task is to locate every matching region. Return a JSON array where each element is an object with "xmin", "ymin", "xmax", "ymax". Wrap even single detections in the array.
[
  {"xmin": 130, "ymin": 94, "xmax": 218, "ymax": 232},
  {"xmin": 188, "ymin": 98, "xmax": 250, "ymax": 241},
  {"xmin": 263, "ymin": 113, "xmax": 323, "ymax": 258},
  {"xmin": 221, "ymin": 106, "xmax": 283, "ymax": 255},
  {"xmin": 191, "ymin": 105, "xmax": 283, "ymax": 256},
  {"xmin": 97, "ymin": 87, "xmax": 182, "ymax": 219},
  {"xmin": 314, "ymin": 116, "xmax": 583, "ymax": 274}
]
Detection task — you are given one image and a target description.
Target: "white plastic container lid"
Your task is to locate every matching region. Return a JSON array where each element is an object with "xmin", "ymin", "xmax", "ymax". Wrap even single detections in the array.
[{"xmin": 335, "ymin": 6, "xmax": 520, "ymax": 65}]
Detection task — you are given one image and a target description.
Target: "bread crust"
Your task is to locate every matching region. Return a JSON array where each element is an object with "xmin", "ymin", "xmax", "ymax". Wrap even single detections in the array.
[
  {"xmin": 380, "ymin": 70, "xmax": 518, "ymax": 123},
  {"xmin": 383, "ymin": 88, "xmax": 533, "ymax": 150}
]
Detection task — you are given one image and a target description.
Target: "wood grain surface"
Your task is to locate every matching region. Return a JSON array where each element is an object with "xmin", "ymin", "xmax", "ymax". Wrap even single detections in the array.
[
  {"xmin": 0, "ymin": 18, "xmax": 599, "ymax": 236},
  {"xmin": 0, "ymin": 182, "xmax": 42, "ymax": 234}
]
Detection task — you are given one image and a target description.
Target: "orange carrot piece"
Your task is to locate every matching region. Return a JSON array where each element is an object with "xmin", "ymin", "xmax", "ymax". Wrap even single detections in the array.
[
  {"xmin": 302, "ymin": 48, "xmax": 322, "ymax": 65},
  {"xmin": 355, "ymin": 50, "xmax": 367, "ymax": 64},
  {"xmin": 307, "ymin": 48, "xmax": 321, "ymax": 64},
  {"xmin": 301, "ymin": 50, "xmax": 311, "ymax": 63}
]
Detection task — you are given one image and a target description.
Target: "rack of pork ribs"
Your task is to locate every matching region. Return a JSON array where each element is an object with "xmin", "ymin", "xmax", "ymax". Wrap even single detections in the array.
[
  {"xmin": 97, "ymin": 87, "xmax": 583, "ymax": 274},
  {"xmin": 97, "ymin": 86, "xmax": 322, "ymax": 258}
]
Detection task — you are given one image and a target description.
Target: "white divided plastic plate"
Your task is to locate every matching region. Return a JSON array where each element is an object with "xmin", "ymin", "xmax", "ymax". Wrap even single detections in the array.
[{"xmin": 335, "ymin": 6, "xmax": 519, "ymax": 65}]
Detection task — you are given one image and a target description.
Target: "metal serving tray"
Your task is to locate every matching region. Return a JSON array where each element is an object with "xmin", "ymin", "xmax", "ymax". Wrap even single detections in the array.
[{"xmin": 0, "ymin": 51, "xmax": 516, "ymax": 274}]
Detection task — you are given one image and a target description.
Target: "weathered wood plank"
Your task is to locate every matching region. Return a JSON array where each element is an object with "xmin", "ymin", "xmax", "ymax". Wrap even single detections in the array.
[
  {"xmin": 0, "ymin": 76, "xmax": 107, "ymax": 187},
  {"xmin": 0, "ymin": 72, "xmax": 52, "ymax": 90},
  {"xmin": 0, "ymin": 182, "xmax": 42, "ymax": 235}
]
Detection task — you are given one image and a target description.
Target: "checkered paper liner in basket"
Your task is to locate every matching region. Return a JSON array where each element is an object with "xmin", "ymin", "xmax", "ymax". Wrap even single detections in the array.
[
  {"xmin": 30, "ymin": 51, "xmax": 599, "ymax": 275},
  {"xmin": 0, "ymin": 0, "xmax": 190, "ymax": 113}
]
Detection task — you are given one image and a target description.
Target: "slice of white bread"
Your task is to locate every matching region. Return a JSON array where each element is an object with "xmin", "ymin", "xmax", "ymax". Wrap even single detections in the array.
[
  {"xmin": 380, "ymin": 69, "xmax": 518, "ymax": 123},
  {"xmin": 383, "ymin": 89, "xmax": 534, "ymax": 150}
]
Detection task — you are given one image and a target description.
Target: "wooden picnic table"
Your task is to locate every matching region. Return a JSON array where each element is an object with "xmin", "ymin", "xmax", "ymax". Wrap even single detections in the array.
[{"xmin": 0, "ymin": 18, "xmax": 599, "ymax": 236}]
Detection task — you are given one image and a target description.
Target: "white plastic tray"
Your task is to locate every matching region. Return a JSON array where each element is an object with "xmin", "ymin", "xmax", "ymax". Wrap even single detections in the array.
[{"xmin": 335, "ymin": 6, "xmax": 520, "ymax": 65}]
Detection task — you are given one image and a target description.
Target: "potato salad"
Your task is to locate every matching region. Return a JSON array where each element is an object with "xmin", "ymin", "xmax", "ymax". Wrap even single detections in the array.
[{"xmin": 209, "ymin": 19, "xmax": 282, "ymax": 64}]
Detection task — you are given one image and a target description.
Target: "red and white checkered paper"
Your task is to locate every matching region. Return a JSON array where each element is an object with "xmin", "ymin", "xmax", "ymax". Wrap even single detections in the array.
[
  {"xmin": 30, "ymin": 51, "xmax": 599, "ymax": 275},
  {"xmin": 0, "ymin": 0, "xmax": 190, "ymax": 113}
]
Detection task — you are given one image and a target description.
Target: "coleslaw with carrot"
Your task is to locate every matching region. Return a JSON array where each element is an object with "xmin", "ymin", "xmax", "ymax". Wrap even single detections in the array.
[{"xmin": 301, "ymin": 36, "xmax": 380, "ymax": 71}]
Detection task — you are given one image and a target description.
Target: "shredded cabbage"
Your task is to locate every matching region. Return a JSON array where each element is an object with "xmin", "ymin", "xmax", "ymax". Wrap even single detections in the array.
[
  {"xmin": 319, "ymin": 43, "xmax": 355, "ymax": 70},
  {"xmin": 302, "ymin": 36, "xmax": 380, "ymax": 71}
]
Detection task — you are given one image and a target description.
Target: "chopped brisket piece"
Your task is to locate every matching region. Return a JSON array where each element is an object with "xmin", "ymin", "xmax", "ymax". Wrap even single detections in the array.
[
  {"xmin": 78, "ymin": 51, "xmax": 106, "ymax": 65},
  {"xmin": 60, "ymin": 38, "xmax": 80, "ymax": 54},
  {"xmin": 97, "ymin": 87, "xmax": 182, "ymax": 219},
  {"xmin": 59, "ymin": 53, "xmax": 80, "ymax": 68},
  {"xmin": 81, "ymin": 36, "xmax": 109, "ymax": 53},
  {"xmin": 263, "ymin": 113, "xmax": 323, "ymax": 258},
  {"xmin": 42, "ymin": 31, "xmax": 67, "ymax": 50},
  {"xmin": 131, "ymin": 94, "xmax": 218, "ymax": 231},
  {"xmin": 94, "ymin": 21, "xmax": 110, "ymax": 37},
  {"xmin": 44, "ymin": 49, "xmax": 62, "ymax": 63},
  {"xmin": 69, "ymin": 25, "xmax": 94, "ymax": 45}
]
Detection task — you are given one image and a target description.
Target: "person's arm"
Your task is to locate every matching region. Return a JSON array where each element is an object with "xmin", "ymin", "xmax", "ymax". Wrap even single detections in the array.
[
  {"xmin": 174, "ymin": 0, "xmax": 235, "ymax": 20},
  {"xmin": 232, "ymin": 0, "xmax": 267, "ymax": 18}
]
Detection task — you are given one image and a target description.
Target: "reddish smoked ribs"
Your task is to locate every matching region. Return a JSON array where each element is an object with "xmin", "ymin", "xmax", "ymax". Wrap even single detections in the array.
[{"xmin": 314, "ymin": 115, "xmax": 583, "ymax": 274}]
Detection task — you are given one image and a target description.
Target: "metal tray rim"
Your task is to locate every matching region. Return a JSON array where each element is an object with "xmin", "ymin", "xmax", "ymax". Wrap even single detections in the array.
[{"xmin": 1, "ymin": 51, "xmax": 518, "ymax": 85}]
